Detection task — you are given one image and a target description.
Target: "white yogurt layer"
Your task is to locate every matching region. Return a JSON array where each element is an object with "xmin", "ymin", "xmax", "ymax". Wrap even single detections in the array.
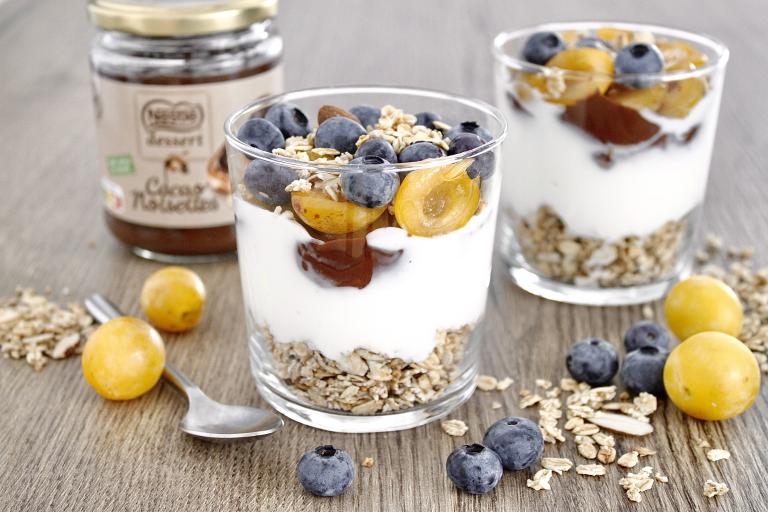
[
  {"xmin": 234, "ymin": 191, "xmax": 498, "ymax": 363},
  {"xmin": 498, "ymin": 78, "xmax": 724, "ymax": 241}
]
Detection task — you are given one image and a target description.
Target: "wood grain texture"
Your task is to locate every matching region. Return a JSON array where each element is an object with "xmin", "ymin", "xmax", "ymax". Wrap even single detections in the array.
[{"xmin": 1, "ymin": 0, "xmax": 767, "ymax": 510}]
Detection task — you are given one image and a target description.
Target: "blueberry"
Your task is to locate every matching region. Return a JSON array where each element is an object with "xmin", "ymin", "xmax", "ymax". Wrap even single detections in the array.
[
  {"xmin": 621, "ymin": 346, "xmax": 669, "ymax": 395},
  {"xmin": 398, "ymin": 141, "xmax": 445, "ymax": 163},
  {"xmin": 566, "ymin": 338, "xmax": 619, "ymax": 386},
  {"xmin": 265, "ymin": 102, "xmax": 311, "ymax": 138},
  {"xmin": 341, "ymin": 156, "xmax": 399, "ymax": 208},
  {"xmin": 576, "ymin": 37, "xmax": 612, "ymax": 51},
  {"xmin": 483, "ymin": 416, "xmax": 543, "ymax": 471},
  {"xmin": 355, "ymin": 138, "xmax": 397, "ymax": 163},
  {"xmin": 315, "ymin": 117, "xmax": 366, "ymax": 154},
  {"xmin": 445, "ymin": 121, "xmax": 493, "ymax": 143},
  {"xmin": 522, "ymin": 31, "xmax": 566, "ymax": 65},
  {"xmin": 614, "ymin": 43, "xmax": 665, "ymax": 89},
  {"xmin": 447, "ymin": 133, "xmax": 495, "ymax": 179},
  {"xmin": 237, "ymin": 118, "xmax": 285, "ymax": 152},
  {"xmin": 623, "ymin": 321, "xmax": 672, "ymax": 352},
  {"xmin": 349, "ymin": 105, "xmax": 381, "ymax": 129},
  {"xmin": 243, "ymin": 159, "xmax": 296, "ymax": 206},
  {"xmin": 446, "ymin": 444, "xmax": 503, "ymax": 495},
  {"xmin": 297, "ymin": 445, "xmax": 355, "ymax": 497},
  {"xmin": 414, "ymin": 111, "xmax": 442, "ymax": 129}
]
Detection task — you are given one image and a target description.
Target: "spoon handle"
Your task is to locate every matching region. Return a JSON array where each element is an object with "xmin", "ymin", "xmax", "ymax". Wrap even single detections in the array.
[{"xmin": 84, "ymin": 294, "xmax": 204, "ymax": 400}]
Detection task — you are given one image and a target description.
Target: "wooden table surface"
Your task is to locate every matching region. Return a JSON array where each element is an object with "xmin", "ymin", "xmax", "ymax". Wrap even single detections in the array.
[{"xmin": 2, "ymin": 0, "xmax": 768, "ymax": 510}]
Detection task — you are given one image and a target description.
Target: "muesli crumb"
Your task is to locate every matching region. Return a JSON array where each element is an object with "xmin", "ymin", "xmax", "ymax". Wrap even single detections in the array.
[
  {"xmin": 703, "ymin": 479, "xmax": 729, "ymax": 498},
  {"xmin": 441, "ymin": 419, "xmax": 469, "ymax": 437},
  {"xmin": 526, "ymin": 468, "xmax": 553, "ymax": 491},
  {"xmin": 706, "ymin": 449, "xmax": 730, "ymax": 462},
  {"xmin": 576, "ymin": 464, "xmax": 606, "ymax": 476},
  {"xmin": 619, "ymin": 466, "xmax": 655, "ymax": 503},
  {"xmin": 476, "ymin": 375, "xmax": 498, "ymax": 391},
  {"xmin": 362, "ymin": 457, "xmax": 374, "ymax": 468}
]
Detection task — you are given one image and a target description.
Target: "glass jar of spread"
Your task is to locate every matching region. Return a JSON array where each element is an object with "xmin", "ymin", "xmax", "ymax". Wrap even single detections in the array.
[{"xmin": 88, "ymin": 0, "xmax": 283, "ymax": 261}]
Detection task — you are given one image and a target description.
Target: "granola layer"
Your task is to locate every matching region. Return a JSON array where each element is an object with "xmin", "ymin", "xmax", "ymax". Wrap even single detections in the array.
[
  {"xmin": 264, "ymin": 326, "xmax": 471, "ymax": 415},
  {"xmin": 516, "ymin": 206, "xmax": 686, "ymax": 287}
]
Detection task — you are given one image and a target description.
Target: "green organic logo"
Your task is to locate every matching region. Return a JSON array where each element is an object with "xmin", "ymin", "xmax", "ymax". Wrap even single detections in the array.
[{"xmin": 107, "ymin": 155, "xmax": 135, "ymax": 176}]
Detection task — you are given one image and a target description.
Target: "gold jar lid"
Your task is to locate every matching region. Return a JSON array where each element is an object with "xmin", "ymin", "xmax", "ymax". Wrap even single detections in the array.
[{"xmin": 88, "ymin": 0, "xmax": 278, "ymax": 37}]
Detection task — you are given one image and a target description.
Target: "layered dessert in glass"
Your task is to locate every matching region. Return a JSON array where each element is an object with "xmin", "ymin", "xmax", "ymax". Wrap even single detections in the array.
[
  {"xmin": 224, "ymin": 87, "xmax": 506, "ymax": 432},
  {"xmin": 493, "ymin": 23, "xmax": 729, "ymax": 305}
]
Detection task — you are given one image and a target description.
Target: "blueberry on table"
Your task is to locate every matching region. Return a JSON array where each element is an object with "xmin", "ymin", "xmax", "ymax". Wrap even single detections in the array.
[
  {"xmin": 566, "ymin": 338, "xmax": 619, "ymax": 386},
  {"xmin": 622, "ymin": 346, "xmax": 669, "ymax": 395},
  {"xmin": 414, "ymin": 111, "xmax": 442, "ymax": 129},
  {"xmin": 522, "ymin": 31, "xmax": 566, "ymax": 65},
  {"xmin": 342, "ymin": 156, "xmax": 399, "ymax": 208},
  {"xmin": 623, "ymin": 320, "xmax": 672, "ymax": 352},
  {"xmin": 265, "ymin": 102, "xmax": 311, "ymax": 138},
  {"xmin": 482, "ymin": 416, "xmax": 543, "ymax": 471},
  {"xmin": 243, "ymin": 159, "xmax": 296, "ymax": 206},
  {"xmin": 297, "ymin": 445, "xmax": 355, "ymax": 497},
  {"xmin": 314, "ymin": 116, "xmax": 366, "ymax": 154},
  {"xmin": 398, "ymin": 141, "xmax": 445, "ymax": 163},
  {"xmin": 446, "ymin": 444, "xmax": 503, "ymax": 494},
  {"xmin": 445, "ymin": 121, "xmax": 493, "ymax": 143},
  {"xmin": 354, "ymin": 138, "xmax": 398, "ymax": 163},
  {"xmin": 576, "ymin": 37, "xmax": 613, "ymax": 51},
  {"xmin": 349, "ymin": 105, "xmax": 381, "ymax": 129},
  {"xmin": 614, "ymin": 43, "xmax": 665, "ymax": 88},
  {"xmin": 447, "ymin": 132, "xmax": 495, "ymax": 179},
  {"xmin": 237, "ymin": 118, "xmax": 285, "ymax": 152}
]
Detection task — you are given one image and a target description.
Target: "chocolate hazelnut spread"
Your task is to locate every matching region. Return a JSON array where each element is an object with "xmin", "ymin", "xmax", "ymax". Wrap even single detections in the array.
[
  {"xmin": 562, "ymin": 93, "xmax": 661, "ymax": 146},
  {"xmin": 298, "ymin": 238, "xmax": 402, "ymax": 289},
  {"xmin": 88, "ymin": 0, "xmax": 283, "ymax": 260}
]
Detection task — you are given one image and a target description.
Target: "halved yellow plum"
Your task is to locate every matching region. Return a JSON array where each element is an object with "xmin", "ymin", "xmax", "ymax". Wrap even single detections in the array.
[
  {"xmin": 606, "ymin": 83, "xmax": 667, "ymax": 111},
  {"xmin": 657, "ymin": 40, "xmax": 708, "ymax": 72},
  {"xmin": 393, "ymin": 160, "xmax": 480, "ymax": 237},
  {"xmin": 291, "ymin": 189, "xmax": 386, "ymax": 235},
  {"xmin": 544, "ymin": 48, "xmax": 614, "ymax": 105},
  {"xmin": 658, "ymin": 78, "xmax": 707, "ymax": 118}
]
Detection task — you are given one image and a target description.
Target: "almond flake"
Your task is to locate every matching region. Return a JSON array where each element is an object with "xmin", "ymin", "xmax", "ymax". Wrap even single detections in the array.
[
  {"xmin": 526, "ymin": 469, "xmax": 553, "ymax": 491},
  {"xmin": 476, "ymin": 375, "xmax": 498, "ymax": 391},
  {"xmin": 576, "ymin": 464, "xmax": 606, "ymax": 476},
  {"xmin": 706, "ymin": 449, "xmax": 730, "ymax": 462},
  {"xmin": 617, "ymin": 451, "xmax": 639, "ymax": 468},
  {"xmin": 541, "ymin": 457, "xmax": 573, "ymax": 474},
  {"xmin": 440, "ymin": 419, "xmax": 468, "ymax": 437},
  {"xmin": 587, "ymin": 412, "xmax": 654, "ymax": 436}
]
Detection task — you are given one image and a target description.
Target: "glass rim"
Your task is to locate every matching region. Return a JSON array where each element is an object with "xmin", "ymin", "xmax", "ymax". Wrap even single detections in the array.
[
  {"xmin": 223, "ymin": 85, "xmax": 508, "ymax": 172},
  {"xmin": 492, "ymin": 21, "xmax": 729, "ymax": 83}
]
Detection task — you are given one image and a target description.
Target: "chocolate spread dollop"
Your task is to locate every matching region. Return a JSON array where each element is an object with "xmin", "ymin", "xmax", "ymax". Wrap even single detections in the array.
[
  {"xmin": 298, "ymin": 237, "xmax": 402, "ymax": 289},
  {"xmin": 562, "ymin": 93, "xmax": 661, "ymax": 146}
]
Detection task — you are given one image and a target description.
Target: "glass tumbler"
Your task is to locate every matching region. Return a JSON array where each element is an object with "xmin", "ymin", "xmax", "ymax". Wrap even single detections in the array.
[
  {"xmin": 493, "ymin": 22, "xmax": 729, "ymax": 305},
  {"xmin": 224, "ymin": 86, "xmax": 506, "ymax": 432}
]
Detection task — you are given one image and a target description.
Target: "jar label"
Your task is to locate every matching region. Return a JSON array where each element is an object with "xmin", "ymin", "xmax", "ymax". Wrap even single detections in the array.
[{"xmin": 94, "ymin": 66, "xmax": 283, "ymax": 229}]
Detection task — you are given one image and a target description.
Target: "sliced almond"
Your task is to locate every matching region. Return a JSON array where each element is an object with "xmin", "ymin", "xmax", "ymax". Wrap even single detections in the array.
[
  {"xmin": 587, "ymin": 411, "xmax": 654, "ymax": 436},
  {"xmin": 318, "ymin": 105, "xmax": 360, "ymax": 125}
]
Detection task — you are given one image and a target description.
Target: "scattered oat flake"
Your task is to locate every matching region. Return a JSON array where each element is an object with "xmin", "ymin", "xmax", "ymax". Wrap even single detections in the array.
[
  {"xmin": 618, "ymin": 451, "xmax": 640, "ymax": 468},
  {"xmin": 476, "ymin": 375, "xmax": 498, "ymax": 391},
  {"xmin": 635, "ymin": 447, "xmax": 657, "ymax": 457},
  {"xmin": 361, "ymin": 457, "xmax": 374, "ymax": 468},
  {"xmin": 496, "ymin": 377, "xmax": 514, "ymax": 390},
  {"xmin": 619, "ymin": 466, "xmax": 655, "ymax": 503},
  {"xmin": 526, "ymin": 469, "xmax": 553, "ymax": 491},
  {"xmin": 541, "ymin": 457, "xmax": 573, "ymax": 474},
  {"xmin": 654, "ymin": 472, "xmax": 668, "ymax": 483},
  {"xmin": 535, "ymin": 378, "xmax": 552, "ymax": 389},
  {"xmin": 520, "ymin": 393, "xmax": 543, "ymax": 408},
  {"xmin": 440, "ymin": 419, "xmax": 468, "ymax": 437},
  {"xmin": 578, "ymin": 443, "xmax": 598, "ymax": 460},
  {"xmin": 706, "ymin": 449, "xmax": 730, "ymax": 462},
  {"xmin": 703, "ymin": 479, "xmax": 729, "ymax": 498},
  {"xmin": 597, "ymin": 446, "xmax": 616, "ymax": 464},
  {"xmin": 641, "ymin": 305, "xmax": 654, "ymax": 319},
  {"xmin": 695, "ymin": 437, "xmax": 711, "ymax": 448},
  {"xmin": 491, "ymin": 401, "xmax": 502, "ymax": 410},
  {"xmin": 576, "ymin": 464, "xmax": 606, "ymax": 476}
]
